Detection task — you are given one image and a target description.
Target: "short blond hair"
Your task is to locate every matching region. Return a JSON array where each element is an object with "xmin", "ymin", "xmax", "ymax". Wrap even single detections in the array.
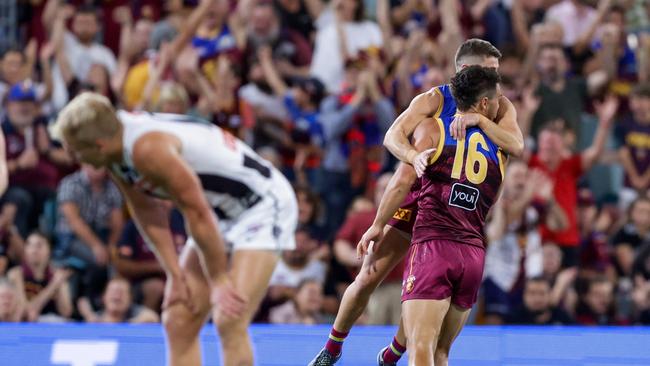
[
  {"xmin": 157, "ymin": 82, "xmax": 189, "ymax": 111},
  {"xmin": 51, "ymin": 92, "xmax": 120, "ymax": 143}
]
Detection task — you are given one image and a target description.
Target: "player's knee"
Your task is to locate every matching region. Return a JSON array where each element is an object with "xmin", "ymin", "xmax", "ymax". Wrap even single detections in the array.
[
  {"xmin": 215, "ymin": 315, "xmax": 248, "ymax": 342},
  {"xmin": 162, "ymin": 306, "xmax": 201, "ymax": 338},
  {"xmin": 409, "ymin": 338, "xmax": 436, "ymax": 355}
]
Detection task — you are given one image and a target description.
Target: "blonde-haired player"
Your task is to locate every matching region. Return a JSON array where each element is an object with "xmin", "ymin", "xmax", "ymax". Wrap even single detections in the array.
[{"xmin": 53, "ymin": 92, "xmax": 298, "ymax": 366}]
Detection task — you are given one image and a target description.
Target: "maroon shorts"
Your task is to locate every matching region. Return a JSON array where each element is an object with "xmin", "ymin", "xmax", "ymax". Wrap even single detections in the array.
[
  {"xmin": 387, "ymin": 191, "xmax": 418, "ymax": 235},
  {"xmin": 401, "ymin": 239, "xmax": 485, "ymax": 309}
]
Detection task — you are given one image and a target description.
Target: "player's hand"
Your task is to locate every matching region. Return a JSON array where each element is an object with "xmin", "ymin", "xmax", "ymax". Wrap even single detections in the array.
[
  {"xmin": 412, "ymin": 148, "xmax": 436, "ymax": 177},
  {"xmin": 357, "ymin": 224, "xmax": 384, "ymax": 259},
  {"xmin": 211, "ymin": 277, "xmax": 247, "ymax": 319},
  {"xmin": 450, "ymin": 113, "xmax": 480, "ymax": 141},
  {"xmin": 163, "ymin": 273, "xmax": 196, "ymax": 313}
]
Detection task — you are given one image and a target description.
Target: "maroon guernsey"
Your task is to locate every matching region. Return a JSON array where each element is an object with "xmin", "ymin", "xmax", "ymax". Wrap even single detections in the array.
[{"xmin": 411, "ymin": 85, "xmax": 506, "ymax": 249}]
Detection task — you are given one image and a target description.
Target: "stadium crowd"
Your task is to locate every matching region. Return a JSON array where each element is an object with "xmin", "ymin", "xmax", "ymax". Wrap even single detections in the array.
[{"xmin": 0, "ymin": 0, "xmax": 649, "ymax": 328}]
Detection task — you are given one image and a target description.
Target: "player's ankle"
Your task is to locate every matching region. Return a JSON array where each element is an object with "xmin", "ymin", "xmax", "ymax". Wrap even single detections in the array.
[
  {"xmin": 324, "ymin": 328, "xmax": 349, "ymax": 356},
  {"xmin": 382, "ymin": 337, "xmax": 406, "ymax": 363}
]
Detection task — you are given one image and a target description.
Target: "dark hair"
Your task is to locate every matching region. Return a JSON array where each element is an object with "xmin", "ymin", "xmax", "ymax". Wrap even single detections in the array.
[
  {"xmin": 585, "ymin": 276, "xmax": 612, "ymax": 293},
  {"xmin": 254, "ymin": 0, "xmax": 280, "ymax": 17},
  {"xmin": 632, "ymin": 83, "xmax": 650, "ymax": 98},
  {"xmin": 454, "ymin": 39, "xmax": 502, "ymax": 68},
  {"xmin": 74, "ymin": 4, "xmax": 100, "ymax": 23},
  {"xmin": 1, "ymin": 46, "xmax": 25, "ymax": 61},
  {"xmin": 75, "ymin": 5, "xmax": 100, "ymax": 20},
  {"xmin": 538, "ymin": 119, "xmax": 567, "ymax": 136},
  {"xmin": 293, "ymin": 185, "xmax": 321, "ymax": 225},
  {"xmin": 526, "ymin": 276, "xmax": 551, "ymax": 287},
  {"xmin": 26, "ymin": 230, "xmax": 53, "ymax": 250},
  {"xmin": 296, "ymin": 278, "xmax": 321, "ymax": 292},
  {"xmin": 450, "ymin": 66, "xmax": 500, "ymax": 111},
  {"xmin": 609, "ymin": 4, "xmax": 626, "ymax": 16}
]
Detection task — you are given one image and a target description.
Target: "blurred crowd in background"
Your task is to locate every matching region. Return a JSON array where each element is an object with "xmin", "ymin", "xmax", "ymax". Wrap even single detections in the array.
[{"xmin": 0, "ymin": 0, "xmax": 649, "ymax": 328}]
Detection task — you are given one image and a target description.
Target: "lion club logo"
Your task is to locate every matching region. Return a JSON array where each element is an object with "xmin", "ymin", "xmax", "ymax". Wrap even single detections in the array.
[{"xmin": 405, "ymin": 275, "xmax": 416, "ymax": 294}]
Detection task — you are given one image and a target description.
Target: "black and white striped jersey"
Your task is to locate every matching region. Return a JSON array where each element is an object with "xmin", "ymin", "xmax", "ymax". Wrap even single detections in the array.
[{"xmin": 110, "ymin": 111, "xmax": 279, "ymax": 220}]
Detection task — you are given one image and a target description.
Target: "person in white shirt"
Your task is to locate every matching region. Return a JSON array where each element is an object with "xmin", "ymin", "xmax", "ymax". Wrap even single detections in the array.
[
  {"xmin": 52, "ymin": 92, "xmax": 298, "ymax": 366},
  {"xmin": 310, "ymin": 0, "xmax": 383, "ymax": 93},
  {"xmin": 544, "ymin": 0, "xmax": 598, "ymax": 46},
  {"xmin": 42, "ymin": 1, "xmax": 118, "ymax": 110}
]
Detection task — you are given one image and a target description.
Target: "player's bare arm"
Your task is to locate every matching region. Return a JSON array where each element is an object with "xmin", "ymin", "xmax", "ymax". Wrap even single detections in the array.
[
  {"xmin": 451, "ymin": 96, "xmax": 524, "ymax": 157},
  {"xmin": 383, "ymin": 90, "xmax": 441, "ymax": 166},
  {"xmin": 109, "ymin": 172, "xmax": 192, "ymax": 309},
  {"xmin": 358, "ymin": 118, "xmax": 439, "ymax": 256},
  {"xmin": 130, "ymin": 132, "xmax": 227, "ymax": 280},
  {"xmin": 131, "ymin": 132, "xmax": 246, "ymax": 316}
]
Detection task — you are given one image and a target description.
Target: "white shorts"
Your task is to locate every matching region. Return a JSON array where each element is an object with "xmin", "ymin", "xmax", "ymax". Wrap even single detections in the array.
[{"xmin": 187, "ymin": 171, "xmax": 297, "ymax": 252}]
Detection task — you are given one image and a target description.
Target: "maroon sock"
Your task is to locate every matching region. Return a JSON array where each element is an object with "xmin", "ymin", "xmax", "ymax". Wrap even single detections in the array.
[
  {"xmin": 324, "ymin": 328, "xmax": 349, "ymax": 357},
  {"xmin": 382, "ymin": 337, "xmax": 407, "ymax": 363}
]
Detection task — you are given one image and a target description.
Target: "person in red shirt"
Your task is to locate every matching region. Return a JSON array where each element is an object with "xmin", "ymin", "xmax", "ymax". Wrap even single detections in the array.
[{"xmin": 528, "ymin": 96, "xmax": 618, "ymax": 268}]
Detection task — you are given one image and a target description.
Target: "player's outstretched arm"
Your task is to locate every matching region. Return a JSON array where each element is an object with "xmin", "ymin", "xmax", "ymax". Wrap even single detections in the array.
[
  {"xmin": 383, "ymin": 90, "xmax": 440, "ymax": 165},
  {"xmin": 131, "ymin": 132, "xmax": 246, "ymax": 317},
  {"xmin": 451, "ymin": 96, "xmax": 524, "ymax": 157}
]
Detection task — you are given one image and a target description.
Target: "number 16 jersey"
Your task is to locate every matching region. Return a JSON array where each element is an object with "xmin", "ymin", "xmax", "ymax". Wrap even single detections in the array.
[{"xmin": 412, "ymin": 85, "xmax": 506, "ymax": 249}]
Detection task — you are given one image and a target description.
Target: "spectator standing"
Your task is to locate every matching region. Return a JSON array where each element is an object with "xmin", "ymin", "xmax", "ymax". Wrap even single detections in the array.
[
  {"xmin": 245, "ymin": 1, "xmax": 311, "ymax": 79},
  {"xmin": 42, "ymin": 1, "xmax": 118, "ymax": 109},
  {"xmin": 530, "ymin": 43, "xmax": 610, "ymax": 138},
  {"xmin": 544, "ymin": 0, "xmax": 598, "ymax": 47},
  {"xmin": 318, "ymin": 58, "xmax": 395, "ymax": 237},
  {"xmin": 310, "ymin": 0, "xmax": 383, "ymax": 93},
  {"xmin": 258, "ymin": 45, "xmax": 326, "ymax": 186},
  {"xmin": 528, "ymin": 96, "xmax": 617, "ymax": 268}
]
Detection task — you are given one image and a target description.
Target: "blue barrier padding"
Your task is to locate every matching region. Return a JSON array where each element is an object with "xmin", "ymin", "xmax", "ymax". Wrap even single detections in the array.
[{"xmin": 1, "ymin": 323, "xmax": 650, "ymax": 365}]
